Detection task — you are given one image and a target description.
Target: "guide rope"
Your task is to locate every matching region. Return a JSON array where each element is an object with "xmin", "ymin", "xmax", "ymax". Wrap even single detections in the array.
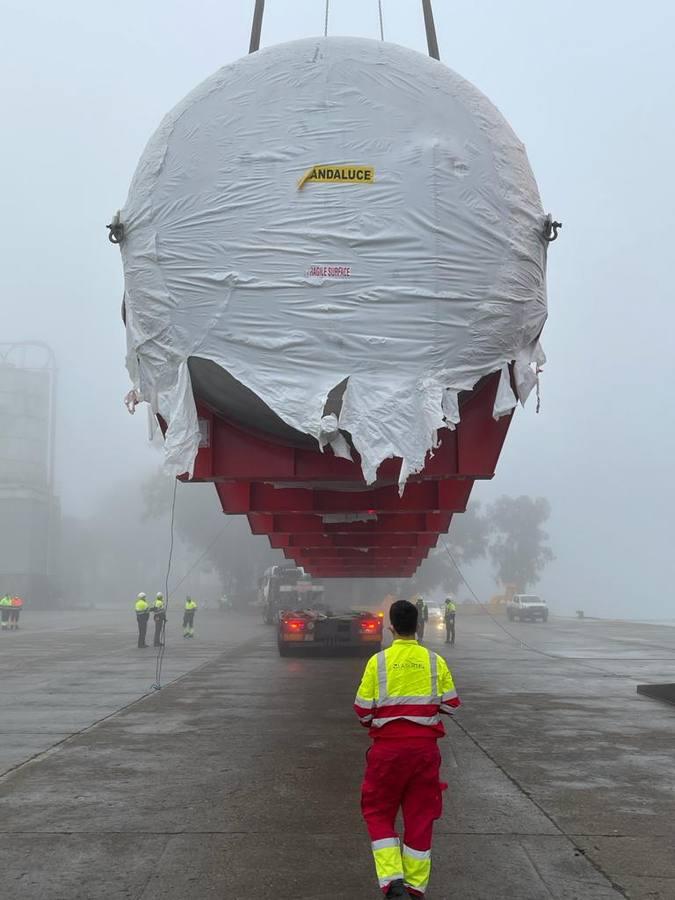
[
  {"xmin": 151, "ymin": 485, "xmax": 231, "ymax": 691},
  {"xmin": 152, "ymin": 479, "xmax": 177, "ymax": 691},
  {"xmin": 440, "ymin": 540, "xmax": 666, "ymax": 681}
]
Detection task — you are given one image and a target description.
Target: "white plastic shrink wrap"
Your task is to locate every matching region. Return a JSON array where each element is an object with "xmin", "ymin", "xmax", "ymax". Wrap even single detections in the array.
[{"xmin": 119, "ymin": 37, "xmax": 549, "ymax": 484}]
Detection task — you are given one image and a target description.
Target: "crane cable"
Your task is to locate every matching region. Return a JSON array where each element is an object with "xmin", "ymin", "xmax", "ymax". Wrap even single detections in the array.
[{"xmin": 324, "ymin": 0, "xmax": 384, "ymax": 40}]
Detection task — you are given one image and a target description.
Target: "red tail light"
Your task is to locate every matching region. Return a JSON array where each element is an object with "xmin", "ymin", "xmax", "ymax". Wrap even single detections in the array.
[
  {"xmin": 360, "ymin": 619, "xmax": 380, "ymax": 632},
  {"xmin": 283, "ymin": 619, "xmax": 306, "ymax": 632}
]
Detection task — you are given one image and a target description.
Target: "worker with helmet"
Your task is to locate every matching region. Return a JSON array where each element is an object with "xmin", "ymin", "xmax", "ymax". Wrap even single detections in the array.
[
  {"xmin": 183, "ymin": 596, "xmax": 197, "ymax": 638},
  {"xmin": 135, "ymin": 593, "xmax": 150, "ymax": 648},
  {"xmin": 152, "ymin": 593, "xmax": 166, "ymax": 648},
  {"xmin": 443, "ymin": 596, "xmax": 457, "ymax": 645},
  {"xmin": 0, "ymin": 593, "xmax": 11, "ymax": 631},
  {"xmin": 414, "ymin": 596, "xmax": 428, "ymax": 642},
  {"xmin": 9, "ymin": 596, "xmax": 24, "ymax": 630},
  {"xmin": 355, "ymin": 599, "xmax": 460, "ymax": 899}
]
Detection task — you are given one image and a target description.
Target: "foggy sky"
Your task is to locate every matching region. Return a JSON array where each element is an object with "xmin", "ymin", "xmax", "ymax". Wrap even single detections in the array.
[{"xmin": 2, "ymin": 1, "xmax": 674, "ymax": 618}]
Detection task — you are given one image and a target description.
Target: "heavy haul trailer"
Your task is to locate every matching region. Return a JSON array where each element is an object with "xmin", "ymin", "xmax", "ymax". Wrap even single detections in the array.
[
  {"xmin": 115, "ymin": 5, "xmax": 553, "ymax": 582},
  {"xmin": 277, "ymin": 607, "xmax": 384, "ymax": 657}
]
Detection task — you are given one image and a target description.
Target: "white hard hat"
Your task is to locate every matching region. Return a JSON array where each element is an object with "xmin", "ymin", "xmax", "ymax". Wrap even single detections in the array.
[
  {"xmin": 156, "ymin": 592, "xmax": 163, "ymax": 599},
  {"xmin": 138, "ymin": 592, "xmax": 146, "ymax": 599}
]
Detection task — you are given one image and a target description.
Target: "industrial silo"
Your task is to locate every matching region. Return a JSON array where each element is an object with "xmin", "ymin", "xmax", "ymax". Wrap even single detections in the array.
[{"xmin": 0, "ymin": 343, "xmax": 58, "ymax": 606}]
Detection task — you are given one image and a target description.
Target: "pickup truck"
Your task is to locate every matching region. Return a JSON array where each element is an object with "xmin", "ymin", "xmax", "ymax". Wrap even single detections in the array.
[{"xmin": 506, "ymin": 594, "xmax": 548, "ymax": 623}]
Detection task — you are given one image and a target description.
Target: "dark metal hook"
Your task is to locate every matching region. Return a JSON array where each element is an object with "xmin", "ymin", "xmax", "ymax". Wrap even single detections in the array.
[{"xmin": 543, "ymin": 214, "xmax": 562, "ymax": 243}]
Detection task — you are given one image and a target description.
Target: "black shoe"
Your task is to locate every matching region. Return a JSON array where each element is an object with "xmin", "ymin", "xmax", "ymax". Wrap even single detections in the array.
[{"xmin": 386, "ymin": 880, "xmax": 407, "ymax": 898}]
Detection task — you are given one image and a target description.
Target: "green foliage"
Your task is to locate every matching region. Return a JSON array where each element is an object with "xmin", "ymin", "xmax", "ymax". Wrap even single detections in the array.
[
  {"xmin": 141, "ymin": 471, "xmax": 283, "ymax": 602},
  {"xmin": 409, "ymin": 495, "xmax": 554, "ymax": 598},
  {"xmin": 411, "ymin": 503, "xmax": 490, "ymax": 596},
  {"xmin": 487, "ymin": 495, "xmax": 554, "ymax": 590}
]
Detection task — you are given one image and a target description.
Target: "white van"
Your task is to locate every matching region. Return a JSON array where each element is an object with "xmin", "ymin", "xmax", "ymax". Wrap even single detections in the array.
[{"xmin": 506, "ymin": 594, "xmax": 548, "ymax": 623}]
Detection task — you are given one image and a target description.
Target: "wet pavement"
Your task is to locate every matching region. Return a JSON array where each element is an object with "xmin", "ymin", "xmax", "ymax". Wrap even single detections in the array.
[{"xmin": 0, "ymin": 610, "xmax": 674, "ymax": 899}]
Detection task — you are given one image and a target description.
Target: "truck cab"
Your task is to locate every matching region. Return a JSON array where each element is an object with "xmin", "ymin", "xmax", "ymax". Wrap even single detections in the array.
[{"xmin": 259, "ymin": 565, "xmax": 305, "ymax": 624}]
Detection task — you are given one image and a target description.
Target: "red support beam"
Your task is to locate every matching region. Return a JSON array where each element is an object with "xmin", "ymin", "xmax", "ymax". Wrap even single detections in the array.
[
  {"xmin": 192, "ymin": 371, "xmax": 509, "ymax": 485},
  {"xmin": 285, "ymin": 546, "xmax": 427, "ymax": 560},
  {"xmin": 248, "ymin": 511, "xmax": 452, "ymax": 535},
  {"xmin": 306, "ymin": 566, "xmax": 417, "ymax": 578},
  {"xmin": 185, "ymin": 370, "xmax": 514, "ymax": 581},
  {"xmin": 217, "ymin": 479, "xmax": 472, "ymax": 515},
  {"xmin": 272, "ymin": 533, "xmax": 438, "ymax": 549},
  {"xmin": 457, "ymin": 373, "xmax": 513, "ymax": 476}
]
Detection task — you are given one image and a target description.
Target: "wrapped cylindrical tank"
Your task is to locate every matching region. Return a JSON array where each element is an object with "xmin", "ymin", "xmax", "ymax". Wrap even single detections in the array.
[{"xmin": 118, "ymin": 37, "xmax": 549, "ymax": 485}]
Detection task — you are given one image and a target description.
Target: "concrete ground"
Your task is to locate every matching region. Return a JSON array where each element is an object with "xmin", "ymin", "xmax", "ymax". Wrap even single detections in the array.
[{"xmin": 0, "ymin": 610, "xmax": 674, "ymax": 899}]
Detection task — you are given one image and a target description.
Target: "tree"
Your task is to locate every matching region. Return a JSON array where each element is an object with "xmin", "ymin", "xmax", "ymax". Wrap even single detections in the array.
[
  {"xmin": 410, "ymin": 503, "xmax": 490, "ymax": 597},
  {"xmin": 141, "ymin": 470, "xmax": 283, "ymax": 603},
  {"xmin": 487, "ymin": 495, "xmax": 554, "ymax": 590}
]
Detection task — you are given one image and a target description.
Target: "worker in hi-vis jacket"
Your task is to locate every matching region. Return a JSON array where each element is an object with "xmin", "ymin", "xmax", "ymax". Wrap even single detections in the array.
[
  {"xmin": 152, "ymin": 593, "xmax": 166, "ymax": 648},
  {"xmin": 183, "ymin": 596, "xmax": 197, "ymax": 638},
  {"xmin": 354, "ymin": 600, "xmax": 461, "ymax": 898},
  {"xmin": 135, "ymin": 593, "xmax": 150, "ymax": 648}
]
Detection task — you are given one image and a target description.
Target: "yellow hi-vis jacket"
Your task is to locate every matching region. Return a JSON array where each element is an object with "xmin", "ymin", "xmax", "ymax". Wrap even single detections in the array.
[
  {"xmin": 135, "ymin": 598, "xmax": 149, "ymax": 614},
  {"xmin": 185, "ymin": 599, "xmax": 197, "ymax": 611},
  {"xmin": 354, "ymin": 639, "xmax": 460, "ymax": 739}
]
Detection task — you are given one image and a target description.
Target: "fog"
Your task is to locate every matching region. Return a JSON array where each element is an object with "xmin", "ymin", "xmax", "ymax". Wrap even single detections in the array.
[{"xmin": 2, "ymin": 1, "xmax": 673, "ymax": 619}]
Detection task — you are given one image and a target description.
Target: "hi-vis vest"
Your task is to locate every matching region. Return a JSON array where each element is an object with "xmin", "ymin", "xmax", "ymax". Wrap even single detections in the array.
[
  {"xmin": 445, "ymin": 600, "xmax": 456, "ymax": 614},
  {"xmin": 135, "ymin": 598, "xmax": 149, "ymax": 613},
  {"xmin": 185, "ymin": 599, "xmax": 197, "ymax": 611},
  {"xmin": 354, "ymin": 639, "xmax": 460, "ymax": 733},
  {"xmin": 0, "ymin": 595, "xmax": 11, "ymax": 606}
]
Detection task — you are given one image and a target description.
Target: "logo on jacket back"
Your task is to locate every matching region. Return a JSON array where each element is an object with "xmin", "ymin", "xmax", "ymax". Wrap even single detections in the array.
[
  {"xmin": 391, "ymin": 661, "xmax": 425, "ymax": 671},
  {"xmin": 298, "ymin": 165, "xmax": 375, "ymax": 189}
]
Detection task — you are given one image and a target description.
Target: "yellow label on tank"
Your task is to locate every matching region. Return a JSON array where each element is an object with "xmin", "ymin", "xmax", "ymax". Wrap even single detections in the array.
[{"xmin": 298, "ymin": 165, "xmax": 375, "ymax": 189}]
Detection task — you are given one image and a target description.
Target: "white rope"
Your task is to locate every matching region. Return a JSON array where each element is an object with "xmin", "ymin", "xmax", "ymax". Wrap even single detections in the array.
[
  {"xmin": 324, "ymin": 0, "xmax": 329, "ymax": 36},
  {"xmin": 378, "ymin": 0, "xmax": 385, "ymax": 40}
]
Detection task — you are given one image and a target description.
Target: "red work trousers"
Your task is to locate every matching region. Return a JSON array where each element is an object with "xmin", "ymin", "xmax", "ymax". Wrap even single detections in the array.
[{"xmin": 361, "ymin": 738, "xmax": 445, "ymax": 896}]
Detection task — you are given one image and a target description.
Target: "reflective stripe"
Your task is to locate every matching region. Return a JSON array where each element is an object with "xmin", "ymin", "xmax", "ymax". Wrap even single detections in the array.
[
  {"xmin": 428, "ymin": 649, "xmax": 438, "ymax": 698},
  {"xmin": 372, "ymin": 837, "xmax": 400, "ymax": 851},
  {"xmin": 371, "ymin": 715, "xmax": 441, "ymax": 728},
  {"xmin": 376, "ymin": 650, "xmax": 387, "ymax": 699},
  {"xmin": 372, "ymin": 836, "xmax": 404, "ymax": 888},
  {"xmin": 379, "ymin": 874, "xmax": 404, "ymax": 888},
  {"xmin": 404, "ymin": 880, "xmax": 429, "ymax": 893},
  {"xmin": 355, "ymin": 695, "xmax": 375, "ymax": 709},
  {"xmin": 377, "ymin": 695, "xmax": 438, "ymax": 707},
  {"xmin": 402, "ymin": 845, "xmax": 431, "ymax": 861},
  {"xmin": 441, "ymin": 689, "xmax": 458, "ymax": 703}
]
